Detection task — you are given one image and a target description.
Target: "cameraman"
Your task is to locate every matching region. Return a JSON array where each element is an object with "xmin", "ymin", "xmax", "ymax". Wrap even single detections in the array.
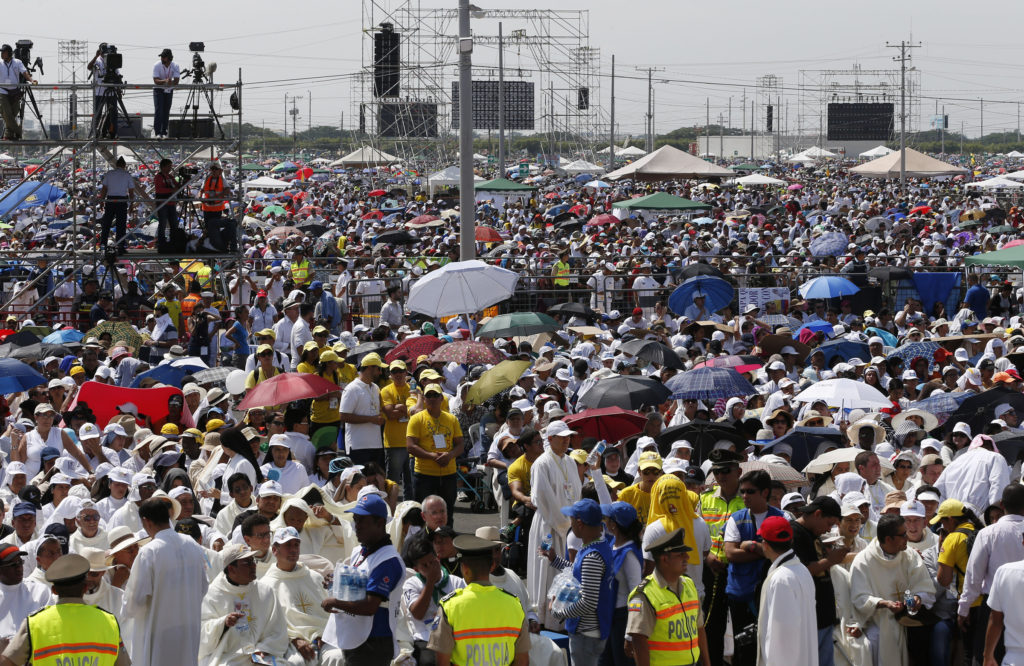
[
  {"xmin": 200, "ymin": 162, "xmax": 237, "ymax": 252},
  {"xmin": 0, "ymin": 44, "xmax": 35, "ymax": 141},
  {"xmin": 154, "ymin": 158, "xmax": 182, "ymax": 253},
  {"xmin": 152, "ymin": 48, "xmax": 179, "ymax": 139},
  {"xmin": 88, "ymin": 44, "xmax": 120, "ymax": 138}
]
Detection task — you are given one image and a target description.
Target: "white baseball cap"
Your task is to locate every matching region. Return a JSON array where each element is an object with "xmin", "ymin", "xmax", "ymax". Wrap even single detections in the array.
[
  {"xmin": 900, "ymin": 500, "xmax": 926, "ymax": 518},
  {"xmin": 544, "ymin": 420, "xmax": 577, "ymax": 438},
  {"xmin": 78, "ymin": 423, "xmax": 101, "ymax": 440},
  {"xmin": 670, "ymin": 440, "xmax": 693, "ymax": 452}
]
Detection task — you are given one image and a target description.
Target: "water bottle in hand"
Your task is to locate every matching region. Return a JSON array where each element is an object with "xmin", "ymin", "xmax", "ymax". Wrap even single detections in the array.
[
  {"xmin": 541, "ymin": 533, "xmax": 553, "ymax": 553},
  {"xmin": 586, "ymin": 440, "xmax": 607, "ymax": 467},
  {"xmin": 904, "ymin": 589, "xmax": 919, "ymax": 615}
]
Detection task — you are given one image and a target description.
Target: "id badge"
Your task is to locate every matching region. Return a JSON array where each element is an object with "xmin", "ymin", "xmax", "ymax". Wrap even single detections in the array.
[{"xmin": 433, "ymin": 434, "xmax": 447, "ymax": 450}]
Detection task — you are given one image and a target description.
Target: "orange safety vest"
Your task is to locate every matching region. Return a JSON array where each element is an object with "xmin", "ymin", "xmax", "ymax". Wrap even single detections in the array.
[{"xmin": 201, "ymin": 175, "xmax": 227, "ymax": 212}]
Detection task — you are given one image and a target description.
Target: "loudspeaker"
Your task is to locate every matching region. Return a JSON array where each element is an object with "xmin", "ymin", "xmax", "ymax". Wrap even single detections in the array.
[
  {"xmin": 766, "ymin": 105, "xmax": 773, "ymax": 132},
  {"xmin": 577, "ymin": 87, "xmax": 589, "ymax": 110},
  {"xmin": 169, "ymin": 118, "xmax": 215, "ymax": 139},
  {"xmin": 373, "ymin": 24, "xmax": 400, "ymax": 98},
  {"xmin": 115, "ymin": 115, "xmax": 143, "ymax": 138}
]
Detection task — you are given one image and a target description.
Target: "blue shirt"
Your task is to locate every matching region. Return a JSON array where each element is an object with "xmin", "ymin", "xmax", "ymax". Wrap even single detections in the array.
[
  {"xmin": 965, "ymin": 284, "xmax": 990, "ymax": 321},
  {"xmin": 227, "ymin": 320, "xmax": 250, "ymax": 356}
]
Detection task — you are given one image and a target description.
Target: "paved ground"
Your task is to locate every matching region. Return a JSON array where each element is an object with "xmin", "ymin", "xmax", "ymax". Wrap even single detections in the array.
[{"xmin": 452, "ymin": 496, "xmax": 503, "ymax": 536}]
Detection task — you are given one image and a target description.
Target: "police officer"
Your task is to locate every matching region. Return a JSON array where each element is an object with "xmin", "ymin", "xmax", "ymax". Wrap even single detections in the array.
[
  {"xmin": 427, "ymin": 534, "xmax": 530, "ymax": 666},
  {"xmin": 0, "ymin": 553, "xmax": 131, "ymax": 665},
  {"xmin": 626, "ymin": 528, "xmax": 709, "ymax": 666}
]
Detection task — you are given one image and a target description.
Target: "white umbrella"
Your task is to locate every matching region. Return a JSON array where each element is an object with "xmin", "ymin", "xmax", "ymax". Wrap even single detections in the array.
[
  {"xmin": 171, "ymin": 356, "xmax": 210, "ymax": 370},
  {"xmin": 802, "ymin": 446, "xmax": 862, "ymax": 474},
  {"xmin": 793, "ymin": 378, "xmax": 891, "ymax": 409},
  {"xmin": 406, "ymin": 260, "xmax": 519, "ymax": 318}
]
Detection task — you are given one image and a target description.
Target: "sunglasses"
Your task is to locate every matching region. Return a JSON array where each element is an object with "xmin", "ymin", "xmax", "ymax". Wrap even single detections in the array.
[
  {"xmin": 738, "ymin": 488, "xmax": 760, "ymax": 495},
  {"xmin": 271, "ymin": 420, "xmax": 284, "ymax": 425},
  {"xmin": 259, "ymin": 352, "xmax": 273, "ymax": 357}
]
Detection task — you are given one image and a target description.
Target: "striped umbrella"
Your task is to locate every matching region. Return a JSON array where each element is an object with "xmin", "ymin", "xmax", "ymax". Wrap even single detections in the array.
[
  {"xmin": 665, "ymin": 367, "xmax": 757, "ymax": 401},
  {"xmin": 887, "ymin": 341, "xmax": 942, "ymax": 372}
]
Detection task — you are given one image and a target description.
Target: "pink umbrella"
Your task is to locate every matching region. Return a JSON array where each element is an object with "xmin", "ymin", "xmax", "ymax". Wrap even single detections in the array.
[
  {"xmin": 587, "ymin": 213, "xmax": 618, "ymax": 227},
  {"xmin": 1004, "ymin": 239, "xmax": 1024, "ymax": 249},
  {"xmin": 787, "ymin": 183, "xmax": 803, "ymax": 190}
]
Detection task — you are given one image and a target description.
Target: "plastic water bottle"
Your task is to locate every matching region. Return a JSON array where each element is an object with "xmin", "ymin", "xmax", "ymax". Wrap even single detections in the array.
[
  {"xmin": 541, "ymin": 533, "xmax": 553, "ymax": 553},
  {"xmin": 586, "ymin": 440, "xmax": 607, "ymax": 467},
  {"xmin": 904, "ymin": 589, "xmax": 918, "ymax": 616},
  {"xmin": 549, "ymin": 572, "xmax": 582, "ymax": 615}
]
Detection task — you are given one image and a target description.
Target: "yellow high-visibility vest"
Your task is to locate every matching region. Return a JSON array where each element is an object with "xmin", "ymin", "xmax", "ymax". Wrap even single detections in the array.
[
  {"xmin": 440, "ymin": 583, "xmax": 524, "ymax": 666},
  {"xmin": 27, "ymin": 603, "xmax": 120, "ymax": 666}
]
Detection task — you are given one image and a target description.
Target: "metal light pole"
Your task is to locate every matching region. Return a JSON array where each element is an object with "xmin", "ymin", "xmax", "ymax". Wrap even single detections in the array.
[
  {"xmin": 458, "ymin": 0, "xmax": 475, "ymax": 261},
  {"xmin": 609, "ymin": 54, "xmax": 615, "ymax": 169},
  {"xmin": 497, "ymin": 21, "xmax": 506, "ymax": 180}
]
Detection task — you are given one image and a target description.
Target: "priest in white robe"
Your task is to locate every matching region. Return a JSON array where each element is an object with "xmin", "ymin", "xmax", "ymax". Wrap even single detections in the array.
[
  {"xmin": 199, "ymin": 543, "xmax": 289, "ymax": 666},
  {"xmin": 0, "ymin": 546, "xmax": 52, "ymax": 639},
  {"xmin": 526, "ymin": 420, "xmax": 582, "ymax": 629}
]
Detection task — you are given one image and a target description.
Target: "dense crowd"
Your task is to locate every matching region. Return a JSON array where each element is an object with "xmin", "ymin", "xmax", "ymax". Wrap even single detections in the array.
[{"xmin": 2, "ymin": 153, "xmax": 1024, "ymax": 666}]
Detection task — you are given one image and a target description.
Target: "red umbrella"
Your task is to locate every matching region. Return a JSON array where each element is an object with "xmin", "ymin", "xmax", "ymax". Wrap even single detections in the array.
[
  {"xmin": 563, "ymin": 407, "xmax": 647, "ymax": 442},
  {"xmin": 692, "ymin": 354, "xmax": 764, "ymax": 375},
  {"xmin": 385, "ymin": 335, "xmax": 444, "ymax": 364},
  {"xmin": 368, "ymin": 189, "xmax": 387, "ymax": 197},
  {"xmin": 910, "ymin": 205, "xmax": 932, "ymax": 215},
  {"xmin": 237, "ymin": 372, "xmax": 341, "ymax": 409},
  {"xmin": 474, "ymin": 226, "xmax": 503, "ymax": 242},
  {"xmin": 543, "ymin": 192, "xmax": 560, "ymax": 200},
  {"xmin": 362, "ymin": 210, "xmax": 384, "ymax": 220},
  {"xmin": 428, "ymin": 340, "xmax": 505, "ymax": 365},
  {"xmin": 569, "ymin": 204, "xmax": 588, "ymax": 216},
  {"xmin": 408, "ymin": 214, "xmax": 440, "ymax": 226},
  {"xmin": 293, "ymin": 167, "xmax": 314, "ymax": 181},
  {"xmin": 587, "ymin": 213, "xmax": 618, "ymax": 227}
]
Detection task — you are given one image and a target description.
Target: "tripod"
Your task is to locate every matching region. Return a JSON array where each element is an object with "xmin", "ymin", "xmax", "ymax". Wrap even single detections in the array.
[
  {"xmin": 91, "ymin": 82, "xmax": 131, "ymax": 139},
  {"xmin": 179, "ymin": 71, "xmax": 224, "ymax": 139},
  {"xmin": 15, "ymin": 84, "xmax": 47, "ymax": 139}
]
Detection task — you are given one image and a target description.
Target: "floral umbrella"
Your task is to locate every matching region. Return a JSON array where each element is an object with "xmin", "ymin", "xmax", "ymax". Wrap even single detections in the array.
[{"xmin": 428, "ymin": 341, "xmax": 505, "ymax": 365}]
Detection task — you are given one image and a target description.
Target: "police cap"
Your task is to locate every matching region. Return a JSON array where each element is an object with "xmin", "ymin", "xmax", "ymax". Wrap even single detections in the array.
[
  {"xmin": 452, "ymin": 534, "xmax": 500, "ymax": 557},
  {"xmin": 45, "ymin": 554, "xmax": 90, "ymax": 584},
  {"xmin": 644, "ymin": 527, "xmax": 693, "ymax": 555}
]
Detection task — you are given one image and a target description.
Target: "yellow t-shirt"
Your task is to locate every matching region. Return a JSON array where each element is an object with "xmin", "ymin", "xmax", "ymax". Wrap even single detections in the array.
[
  {"xmin": 381, "ymin": 382, "xmax": 411, "ymax": 448},
  {"xmin": 507, "ymin": 454, "xmax": 533, "ymax": 505},
  {"xmin": 339, "ymin": 363, "xmax": 357, "ymax": 384},
  {"xmin": 297, "ymin": 362, "xmax": 317, "ymax": 375},
  {"xmin": 245, "ymin": 366, "xmax": 280, "ymax": 390},
  {"xmin": 938, "ymin": 522, "xmax": 980, "ymax": 606},
  {"xmin": 406, "ymin": 392, "xmax": 451, "ymax": 415},
  {"xmin": 617, "ymin": 484, "xmax": 653, "ymax": 524},
  {"xmin": 408, "ymin": 409, "xmax": 463, "ymax": 477},
  {"xmin": 311, "ymin": 371, "xmax": 343, "ymax": 424}
]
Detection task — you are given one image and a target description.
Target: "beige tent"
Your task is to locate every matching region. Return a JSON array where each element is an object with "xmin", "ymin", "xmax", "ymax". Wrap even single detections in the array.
[
  {"xmin": 849, "ymin": 148, "xmax": 967, "ymax": 178},
  {"xmin": 329, "ymin": 146, "xmax": 399, "ymax": 168},
  {"xmin": 605, "ymin": 145, "xmax": 733, "ymax": 181}
]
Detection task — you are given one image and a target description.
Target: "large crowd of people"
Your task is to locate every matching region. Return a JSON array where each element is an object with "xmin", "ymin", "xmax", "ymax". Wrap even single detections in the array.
[{"xmin": 2, "ymin": 147, "xmax": 1024, "ymax": 666}]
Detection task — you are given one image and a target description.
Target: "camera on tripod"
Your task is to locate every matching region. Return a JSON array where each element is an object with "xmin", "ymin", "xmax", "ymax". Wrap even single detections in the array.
[
  {"xmin": 97, "ymin": 43, "xmax": 123, "ymax": 82},
  {"xmin": 13, "ymin": 40, "xmax": 43, "ymax": 75},
  {"xmin": 181, "ymin": 42, "xmax": 208, "ymax": 82},
  {"xmin": 178, "ymin": 165, "xmax": 200, "ymax": 180}
]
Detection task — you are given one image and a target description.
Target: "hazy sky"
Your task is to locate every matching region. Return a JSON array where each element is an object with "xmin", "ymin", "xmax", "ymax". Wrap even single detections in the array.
[{"xmin": 15, "ymin": 1, "xmax": 1024, "ymax": 140}]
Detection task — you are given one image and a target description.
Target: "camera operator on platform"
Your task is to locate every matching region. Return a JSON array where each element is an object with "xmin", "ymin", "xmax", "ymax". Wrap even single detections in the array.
[
  {"xmin": 201, "ymin": 162, "xmax": 237, "ymax": 252},
  {"xmin": 98, "ymin": 156, "xmax": 135, "ymax": 254},
  {"xmin": 88, "ymin": 44, "xmax": 121, "ymax": 135},
  {"xmin": 152, "ymin": 48, "xmax": 179, "ymax": 139},
  {"xmin": 0, "ymin": 44, "xmax": 35, "ymax": 141},
  {"xmin": 154, "ymin": 158, "xmax": 183, "ymax": 253}
]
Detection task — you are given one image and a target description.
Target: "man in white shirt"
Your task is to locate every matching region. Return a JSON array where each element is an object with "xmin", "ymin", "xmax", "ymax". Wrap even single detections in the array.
[
  {"xmin": 250, "ymin": 290, "xmax": 278, "ymax": 333},
  {"xmin": 151, "ymin": 48, "xmax": 180, "ymax": 139},
  {"xmin": 353, "ymin": 265, "xmax": 386, "ymax": 316},
  {"xmin": 338, "ymin": 353, "xmax": 387, "ymax": 468},
  {"xmin": 289, "ymin": 304, "xmax": 315, "ymax": 370},
  {"xmin": 274, "ymin": 300, "xmax": 300, "ymax": 363},
  {"xmin": 97, "ymin": 157, "xmax": 136, "ymax": 254},
  {"xmin": 0, "ymin": 44, "xmax": 33, "ymax": 141},
  {"xmin": 632, "ymin": 263, "xmax": 661, "ymax": 319},
  {"xmin": 985, "ymin": 555, "xmax": 1024, "ymax": 666},
  {"xmin": 265, "ymin": 265, "xmax": 286, "ymax": 303},
  {"xmin": 228, "ymin": 268, "xmax": 257, "ymax": 309}
]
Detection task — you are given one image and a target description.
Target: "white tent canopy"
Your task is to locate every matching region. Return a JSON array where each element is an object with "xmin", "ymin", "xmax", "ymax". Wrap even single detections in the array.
[
  {"xmin": 329, "ymin": 146, "xmax": 399, "ymax": 167},
  {"xmin": 788, "ymin": 146, "xmax": 837, "ymax": 162},
  {"xmin": 1006, "ymin": 150, "xmax": 1024, "ymax": 158},
  {"xmin": 965, "ymin": 176, "xmax": 1024, "ymax": 190},
  {"xmin": 859, "ymin": 145, "xmax": 894, "ymax": 159},
  {"xmin": 426, "ymin": 166, "xmax": 484, "ymax": 195},
  {"xmin": 218, "ymin": 151, "xmax": 238, "ymax": 161},
  {"xmin": 0, "ymin": 153, "xmax": 14, "ymax": 162},
  {"xmin": 1002, "ymin": 169, "xmax": 1024, "ymax": 181},
  {"xmin": 733, "ymin": 173, "xmax": 787, "ymax": 186},
  {"xmin": 243, "ymin": 176, "xmax": 292, "ymax": 191},
  {"xmin": 605, "ymin": 144, "xmax": 733, "ymax": 181},
  {"xmin": 563, "ymin": 159, "xmax": 605, "ymax": 175},
  {"xmin": 849, "ymin": 148, "xmax": 968, "ymax": 179},
  {"xmin": 786, "ymin": 154, "xmax": 816, "ymax": 163},
  {"xmin": 618, "ymin": 146, "xmax": 648, "ymax": 157}
]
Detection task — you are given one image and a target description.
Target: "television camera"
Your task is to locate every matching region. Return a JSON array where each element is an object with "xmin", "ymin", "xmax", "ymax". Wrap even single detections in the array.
[
  {"xmin": 13, "ymin": 40, "xmax": 43, "ymax": 75},
  {"xmin": 181, "ymin": 42, "xmax": 212, "ymax": 83}
]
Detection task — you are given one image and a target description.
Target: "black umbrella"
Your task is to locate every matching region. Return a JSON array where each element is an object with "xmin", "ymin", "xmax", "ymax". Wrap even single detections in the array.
[
  {"xmin": 991, "ymin": 431, "xmax": 1024, "ymax": 466},
  {"xmin": 680, "ymin": 262, "xmax": 726, "ymax": 280},
  {"xmin": 0, "ymin": 342, "xmax": 42, "ymax": 360},
  {"xmin": 654, "ymin": 420, "xmax": 749, "ymax": 464},
  {"xmin": 578, "ymin": 375, "xmax": 671, "ymax": 411},
  {"xmin": 618, "ymin": 338, "xmax": 685, "ymax": 370},
  {"xmin": 554, "ymin": 218, "xmax": 584, "ymax": 232},
  {"xmin": 3, "ymin": 331, "xmax": 41, "ymax": 347},
  {"xmin": 374, "ymin": 229, "xmax": 416, "ymax": 246},
  {"xmin": 348, "ymin": 341, "xmax": 397, "ymax": 365},
  {"xmin": 485, "ymin": 244, "xmax": 513, "ymax": 258},
  {"xmin": 760, "ymin": 427, "xmax": 846, "ymax": 472},
  {"xmin": 868, "ymin": 266, "xmax": 913, "ymax": 282},
  {"xmin": 547, "ymin": 302, "xmax": 597, "ymax": 319},
  {"xmin": 296, "ymin": 223, "xmax": 327, "ymax": 237},
  {"xmin": 944, "ymin": 387, "xmax": 1024, "ymax": 435}
]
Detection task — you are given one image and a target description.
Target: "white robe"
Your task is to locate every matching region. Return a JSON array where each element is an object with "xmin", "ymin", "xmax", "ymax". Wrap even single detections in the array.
[
  {"xmin": 757, "ymin": 551, "xmax": 818, "ymax": 666},
  {"xmin": 260, "ymin": 563, "xmax": 330, "ymax": 643},
  {"xmin": 526, "ymin": 449, "xmax": 581, "ymax": 628},
  {"xmin": 492, "ymin": 569, "xmax": 567, "ymax": 666},
  {"xmin": 199, "ymin": 573, "xmax": 289, "ymax": 666},
  {"xmin": 849, "ymin": 540, "xmax": 935, "ymax": 666},
  {"xmin": 85, "ymin": 576, "xmax": 125, "ymax": 625},
  {"xmin": 96, "ymin": 495, "xmax": 128, "ymax": 522},
  {"xmin": 0, "ymin": 579, "xmax": 52, "ymax": 636},
  {"xmin": 108, "ymin": 501, "xmax": 142, "ymax": 534},
  {"xmin": 934, "ymin": 447, "xmax": 1010, "ymax": 513},
  {"xmin": 70, "ymin": 528, "xmax": 110, "ymax": 554},
  {"xmin": 122, "ymin": 528, "xmax": 210, "ymax": 666}
]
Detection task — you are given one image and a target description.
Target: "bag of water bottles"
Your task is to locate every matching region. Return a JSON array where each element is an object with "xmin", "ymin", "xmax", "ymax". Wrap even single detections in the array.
[
  {"xmin": 332, "ymin": 563, "xmax": 368, "ymax": 602},
  {"xmin": 547, "ymin": 571, "xmax": 582, "ymax": 615}
]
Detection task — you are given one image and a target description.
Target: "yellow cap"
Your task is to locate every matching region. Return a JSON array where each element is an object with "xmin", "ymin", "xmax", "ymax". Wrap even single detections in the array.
[
  {"xmin": 930, "ymin": 498, "xmax": 965, "ymax": 525},
  {"xmin": 332, "ymin": 343, "xmax": 349, "ymax": 354},
  {"xmin": 256, "ymin": 328, "xmax": 276, "ymax": 339},
  {"xmin": 569, "ymin": 449, "xmax": 589, "ymax": 465},
  {"xmin": 389, "ymin": 359, "xmax": 408, "ymax": 371},
  {"xmin": 603, "ymin": 474, "xmax": 626, "ymax": 491},
  {"xmin": 416, "ymin": 354, "xmax": 430, "ymax": 365},
  {"xmin": 69, "ymin": 365, "xmax": 85, "ymax": 376},
  {"xmin": 420, "ymin": 369, "xmax": 443, "ymax": 381},
  {"xmin": 256, "ymin": 343, "xmax": 274, "ymax": 355},
  {"xmin": 184, "ymin": 428, "xmax": 203, "ymax": 440},
  {"xmin": 205, "ymin": 418, "xmax": 225, "ymax": 433},
  {"xmin": 638, "ymin": 450, "xmax": 663, "ymax": 471},
  {"xmin": 313, "ymin": 325, "xmax": 330, "ymax": 336},
  {"xmin": 360, "ymin": 352, "xmax": 386, "ymax": 368},
  {"xmin": 423, "ymin": 383, "xmax": 444, "ymax": 396},
  {"xmin": 160, "ymin": 424, "xmax": 180, "ymax": 436},
  {"xmin": 319, "ymin": 350, "xmax": 340, "ymax": 363}
]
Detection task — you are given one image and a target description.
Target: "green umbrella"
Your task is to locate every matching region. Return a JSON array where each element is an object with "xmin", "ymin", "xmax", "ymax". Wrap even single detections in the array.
[
  {"xmin": 476, "ymin": 312, "xmax": 560, "ymax": 339},
  {"xmin": 261, "ymin": 205, "xmax": 288, "ymax": 218},
  {"xmin": 84, "ymin": 321, "xmax": 143, "ymax": 350},
  {"xmin": 241, "ymin": 163, "xmax": 264, "ymax": 171},
  {"xmin": 957, "ymin": 219, "xmax": 984, "ymax": 229},
  {"xmin": 466, "ymin": 360, "xmax": 532, "ymax": 405},
  {"xmin": 988, "ymin": 224, "xmax": 1015, "ymax": 234}
]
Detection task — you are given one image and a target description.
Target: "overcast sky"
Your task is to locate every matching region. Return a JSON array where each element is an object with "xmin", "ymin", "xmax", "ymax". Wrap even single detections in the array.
[{"xmin": 16, "ymin": 0, "xmax": 1024, "ymax": 141}]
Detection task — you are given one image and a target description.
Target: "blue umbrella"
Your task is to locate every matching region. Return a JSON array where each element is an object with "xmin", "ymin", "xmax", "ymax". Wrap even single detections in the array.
[
  {"xmin": 665, "ymin": 367, "xmax": 757, "ymax": 401},
  {"xmin": 691, "ymin": 216, "xmax": 716, "ymax": 226},
  {"xmin": 130, "ymin": 364, "xmax": 188, "ymax": 389},
  {"xmin": 793, "ymin": 321, "xmax": 835, "ymax": 339},
  {"xmin": 0, "ymin": 182, "xmax": 68, "ymax": 218},
  {"xmin": 807, "ymin": 339, "xmax": 869, "ymax": 365},
  {"xmin": 808, "ymin": 231, "xmax": 849, "ymax": 257},
  {"xmin": 866, "ymin": 327, "xmax": 898, "ymax": 347},
  {"xmin": 543, "ymin": 203, "xmax": 570, "ymax": 219},
  {"xmin": 760, "ymin": 427, "xmax": 845, "ymax": 472},
  {"xmin": 42, "ymin": 329, "xmax": 84, "ymax": 344},
  {"xmin": 573, "ymin": 173, "xmax": 593, "ymax": 183},
  {"xmin": 798, "ymin": 276, "xmax": 859, "ymax": 299},
  {"xmin": 668, "ymin": 276, "xmax": 734, "ymax": 316},
  {"xmin": 0, "ymin": 358, "xmax": 46, "ymax": 395},
  {"xmin": 907, "ymin": 393, "xmax": 971, "ymax": 426},
  {"xmin": 887, "ymin": 341, "xmax": 942, "ymax": 372}
]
